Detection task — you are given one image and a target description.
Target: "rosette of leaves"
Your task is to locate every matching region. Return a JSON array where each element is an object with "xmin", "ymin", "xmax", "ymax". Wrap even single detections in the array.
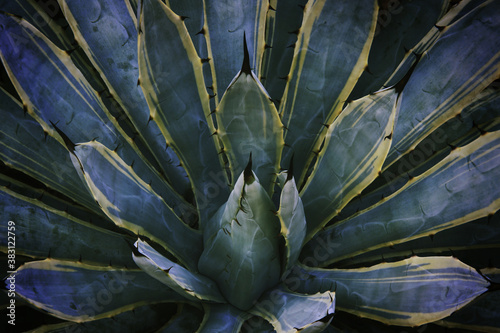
[{"xmin": 0, "ymin": 0, "xmax": 499, "ymax": 332}]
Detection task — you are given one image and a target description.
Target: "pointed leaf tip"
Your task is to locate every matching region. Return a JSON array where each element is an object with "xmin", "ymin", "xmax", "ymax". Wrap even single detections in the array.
[
  {"xmin": 241, "ymin": 32, "xmax": 251, "ymax": 74},
  {"xmin": 244, "ymin": 152, "xmax": 253, "ymax": 183}
]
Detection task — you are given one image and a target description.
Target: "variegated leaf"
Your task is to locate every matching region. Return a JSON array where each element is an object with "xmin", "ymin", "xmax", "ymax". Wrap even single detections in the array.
[
  {"xmin": 11, "ymin": 259, "xmax": 186, "ymax": 322},
  {"xmin": 73, "ymin": 141, "xmax": 202, "ymax": 270},
  {"xmin": 279, "ymin": 0, "xmax": 378, "ymax": 184},
  {"xmin": 138, "ymin": 0, "xmax": 228, "ymax": 223},
  {"xmin": 303, "ymin": 131, "xmax": 500, "ymax": 266},
  {"xmin": 59, "ymin": 0, "xmax": 191, "ymax": 196},
  {"xmin": 291, "ymin": 256, "xmax": 489, "ymax": 326},
  {"xmin": 384, "ymin": 0, "xmax": 500, "ymax": 169},
  {"xmin": 216, "ymin": 43, "xmax": 283, "ymax": 194},
  {"xmin": 249, "ymin": 285, "xmax": 335, "ymax": 333},
  {"xmin": 301, "ymin": 88, "xmax": 398, "ymax": 241},
  {"xmin": 132, "ymin": 239, "xmax": 225, "ymax": 303},
  {"xmin": 198, "ymin": 166, "xmax": 281, "ymax": 310}
]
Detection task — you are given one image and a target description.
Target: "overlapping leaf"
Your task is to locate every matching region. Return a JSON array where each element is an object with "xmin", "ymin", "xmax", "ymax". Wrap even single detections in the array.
[
  {"xmin": 132, "ymin": 239, "xmax": 225, "ymax": 303},
  {"xmin": 291, "ymin": 256, "xmax": 489, "ymax": 326},
  {"xmin": 73, "ymin": 141, "xmax": 202, "ymax": 270},
  {"xmin": 204, "ymin": 0, "xmax": 267, "ymax": 102},
  {"xmin": 197, "ymin": 304, "xmax": 248, "ymax": 333},
  {"xmin": 60, "ymin": 0, "xmax": 191, "ymax": 196},
  {"xmin": 216, "ymin": 47, "xmax": 283, "ymax": 193},
  {"xmin": 301, "ymin": 88, "xmax": 398, "ymax": 240},
  {"xmin": 0, "ymin": 190, "xmax": 135, "ymax": 267},
  {"xmin": 250, "ymin": 286, "xmax": 335, "ymax": 333},
  {"xmin": 0, "ymin": 87, "xmax": 100, "ymax": 213},
  {"xmin": 349, "ymin": 0, "xmax": 448, "ymax": 100},
  {"xmin": 138, "ymin": 0, "xmax": 228, "ymax": 223},
  {"xmin": 12, "ymin": 259, "xmax": 186, "ymax": 322},
  {"xmin": 303, "ymin": 131, "xmax": 500, "ymax": 266},
  {"xmin": 279, "ymin": 0, "xmax": 378, "ymax": 183},
  {"xmin": 198, "ymin": 167, "xmax": 281, "ymax": 310},
  {"xmin": 277, "ymin": 171, "xmax": 306, "ymax": 276},
  {"xmin": 384, "ymin": 0, "xmax": 500, "ymax": 169}
]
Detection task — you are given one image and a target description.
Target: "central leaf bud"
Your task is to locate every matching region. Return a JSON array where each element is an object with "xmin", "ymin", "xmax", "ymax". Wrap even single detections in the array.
[{"xmin": 198, "ymin": 163, "xmax": 281, "ymax": 310}]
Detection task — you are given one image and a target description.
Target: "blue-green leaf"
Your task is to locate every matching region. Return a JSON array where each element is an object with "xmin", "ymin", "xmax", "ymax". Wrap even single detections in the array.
[
  {"xmin": 73, "ymin": 141, "xmax": 202, "ymax": 270},
  {"xmin": 384, "ymin": 0, "xmax": 500, "ymax": 169},
  {"xmin": 349, "ymin": 0, "xmax": 448, "ymax": 100},
  {"xmin": 132, "ymin": 239, "xmax": 225, "ymax": 303},
  {"xmin": 216, "ymin": 63, "xmax": 283, "ymax": 194},
  {"xmin": 301, "ymin": 88, "xmax": 398, "ymax": 241},
  {"xmin": 204, "ymin": 0, "xmax": 268, "ymax": 102},
  {"xmin": 0, "ymin": 190, "xmax": 135, "ymax": 267},
  {"xmin": 12, "ymin": 259, "xmax": 186, "ymax": 322},
  {"xmin": 197, "ymin": 304, "xmax": 248, "ymax": 333},
  {"xmin": 0, "ymin": 11, "xmax": 190, "ymax": 221},
  {"xmin": 0, "ymin": 87, "xmax": 100, "ymax": 214},
  {"xmin": 334, "ymin": 211, "xmax": 500, "ymax": 269},
  {"xmin": 279, "ymin": 0, "xmax": 378, "ymax": 183},
  {"xmin": 250, "ymin": 285, "xmax": 335, "ymax": 333},
  {"xmin": 259, "ymin": 0, "xmax": 306, "ymax": 103},
  {"xmin": 290, "ymin": 256, "xmax": 489, "ymax": 326},
  {"xmin": 198, "ymin": 168, "xmax": 281, "ymax": 310},
  {"xmin": 138, "ymin": 0, "xmax": 228, "ymax": 223},
  {"xmin": 277, "ymin": 172, "xmax": 306, "ymax": 276},
  {"xmin": 303, "ymin": 131, "xmax": 500, "ymax": 266},
  {"xmin": 60, "ymin": 0, "xmax": 191, "ymax": 196}
]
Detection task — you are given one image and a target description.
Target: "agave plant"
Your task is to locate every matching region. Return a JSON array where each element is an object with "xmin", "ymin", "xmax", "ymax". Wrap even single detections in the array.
[{"xmin": 1, "ymin": 0, "xmax": 499, "ymax": 331}]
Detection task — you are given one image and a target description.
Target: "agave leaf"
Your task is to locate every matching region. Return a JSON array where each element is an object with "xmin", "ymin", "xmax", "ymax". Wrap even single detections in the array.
[
  {"xmin": 156, "ymin": 304, "xmax": 204, "ymax": 332},
  {"xmin": 0, "ymin": 190, "xmax": 135, "ymax": 267},
  {"xmin": 279, "ymin": 0, "xmax": 378, "ymax": 184},
  {"xmin": 204, "ymin": 0, "xmax": 267, "ymax": 102},
  {"xmin": 27, "ymin": 303, "xmax": 177, "ymax": 333},
  {"xmin": 383, "ymin": 0, "xmax": 477, "ymax": 89},
  {"xmin": 59, "ymin": 0, "xmax": 191, "ymax": 196},
  {"xmin": 0, "ymin": 87, "xmax": 100, "ymax": 214},
  {"xmin": 291, "ymin": 256, "xmax": 489, "ymax": 326},
  {"xmin": 73, "ymin": 141, "xmax": 202, "ymax": 270},
  {"xmin": 196, "ymin": 304, "xmax": 248, "ymax": 333},
  {"xmin": 0, "ymin": 11, "xmax": 190, "ymax": 219},
  {"xmin": 349, "ymin": 0, "xmax": 448, "ymax": 100},
  {"xmin": 301, "ymin": 88, "xmax": 398, "ymax": 241},
  {"xmin": 437, "ymin": 289, "xmax": 500, "ymax": 332},
  {"xmin": 0, "ymin": 168, "xmax": 114, "ymax": 229},
  {"xmin": 384, "ymin": 0, "xmax": 500, "ymax": 169},
  {"xmin": 334, "ymin": 211, "xmax": 500, "ymax": 269},
  {"xmin": 0, "ymin": 0, "xmax": 69, "ymax": 49},
  {"xmin": 303, "ymin": 131, "xmax": 500, "ymax": 266},
  {"xmin": 0, "ymin": 0, "xmax": 106, "ymax": 91},
  {"xmin": 249, "ymin": 285, "xmax": 335, "ymax": 333},
  {"xmin": 277, "ymin": 171, "xmax": 306, "ymax": 276},
  {"xmin": 0, "ymin": 12, "xmax": 118, "ymax": 148},
  {"xmin": 132, "ymin": 239, "xmax": 225, "ymax": 303},
  {"xmin": 11, "ymin": 259, "xmax": 187, "ymax": 322},
  {"xmin": 138, "ymin": 0, "xmax": 228, "ymax": 223},
  {"xmin": 165, "ymin": 0, "xmax": 205, "ymax": 57},
  {"xmin": 198, "ymin": 168, "xmax": 281, "ymax": 310},
  {"xmin": 259, "ymin": 0, "xmax": 306, "ymax": 102},
  {"xmin": 216, "ymin": 51, "xmax": 283, "ymax": 194},
  {"xmin": 339, "ymin": 86, "xmax": 500, "ymax": 220}
]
